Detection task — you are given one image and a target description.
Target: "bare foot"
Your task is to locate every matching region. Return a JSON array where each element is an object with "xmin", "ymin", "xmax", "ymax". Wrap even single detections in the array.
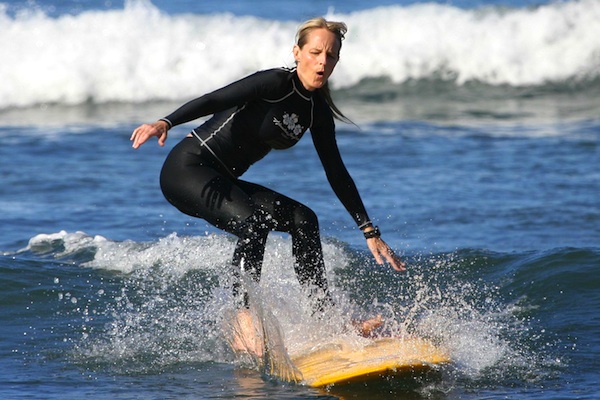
[
  {"xmin": 230, "ymin": 309, "xmax": 264, "ymax": 357},
  {"xmin": 354, "ymin": 315, "xmax": 384, "ymax": 337}
]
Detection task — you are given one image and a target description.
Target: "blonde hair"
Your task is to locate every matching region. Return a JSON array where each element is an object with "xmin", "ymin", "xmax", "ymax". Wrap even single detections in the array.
[{"xmin": 295, "ymin": 17, "xmax": 351, "ymax": 123}]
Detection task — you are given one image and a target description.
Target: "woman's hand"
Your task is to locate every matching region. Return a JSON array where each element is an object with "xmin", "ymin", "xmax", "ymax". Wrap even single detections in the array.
[
  {"xmin": 130, "ymin": 120, "xmax": 169, "ymax": 149},
  {"xmin": 366, "ymin": 236, "xmax": 407, "ymax": 272}
]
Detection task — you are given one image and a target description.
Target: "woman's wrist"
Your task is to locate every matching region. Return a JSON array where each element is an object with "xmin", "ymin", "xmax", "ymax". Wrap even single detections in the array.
[
  {"xmin": 158, "ymin": 118, "xmax": 173, "ymax": 130},
  {"xmin": 362, "ymin": 225, "xmax": 381, "ymax": 239},
  {"xmin": 358, "ymin": 221, "xmax": 373, "ymax": 230}
]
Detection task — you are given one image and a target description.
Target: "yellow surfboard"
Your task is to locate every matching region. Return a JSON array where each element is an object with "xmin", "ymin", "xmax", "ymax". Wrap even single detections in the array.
[
  {"xmin": 226, "ymin": 306, "xmax": 450, "ymax": 388},
  {"xmin": 289, "ymin": 337, "xmax": 450, "ymax": 387}
]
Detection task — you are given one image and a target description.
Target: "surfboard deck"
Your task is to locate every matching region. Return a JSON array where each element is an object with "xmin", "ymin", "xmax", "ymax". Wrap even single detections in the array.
[
  {"xmin": 225, "ymin": 305, "xmax": 450, "ymax": 388},
  {"xmin": 289, "ymin": 336, "xmax": 450, "ymax": 387}
]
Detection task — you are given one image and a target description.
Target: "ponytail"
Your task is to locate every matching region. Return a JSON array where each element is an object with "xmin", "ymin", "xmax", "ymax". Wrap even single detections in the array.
[{"xmin": 320, "ymin": 82, "xmax": 353, "ymax": 124}]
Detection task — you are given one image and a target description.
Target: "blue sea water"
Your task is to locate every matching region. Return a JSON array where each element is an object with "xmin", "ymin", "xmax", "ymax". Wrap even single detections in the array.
[{"xmin": 1, "ymin": 0, "xmax": 599, "ymax": 398}]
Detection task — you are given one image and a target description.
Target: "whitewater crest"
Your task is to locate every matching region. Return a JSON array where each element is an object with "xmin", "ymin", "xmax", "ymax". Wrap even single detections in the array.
[{"xmin": 1, "ymin": 0, "xmax": 599, "ymax": 109}]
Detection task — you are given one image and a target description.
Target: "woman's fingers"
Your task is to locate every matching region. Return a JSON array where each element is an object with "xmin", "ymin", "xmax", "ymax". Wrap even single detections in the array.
[
  {"xmin": 367, "ymin": 238, "xmax": 407, "ymax": 272},
  {"xmin": 130, "ymin": 122, "xmax": 168, "ymax": 149}
]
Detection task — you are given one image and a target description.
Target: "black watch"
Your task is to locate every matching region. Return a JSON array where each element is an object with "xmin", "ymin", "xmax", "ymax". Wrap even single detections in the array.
[{"xmin": 363, "ymin": 226, "xmax": 381, "ymax": 239}]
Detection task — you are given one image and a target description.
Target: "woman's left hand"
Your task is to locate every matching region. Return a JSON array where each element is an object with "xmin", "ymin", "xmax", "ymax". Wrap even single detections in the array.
[{"xmin": 366, "ymin": 237, "xmax": 406, "ymax": 272}]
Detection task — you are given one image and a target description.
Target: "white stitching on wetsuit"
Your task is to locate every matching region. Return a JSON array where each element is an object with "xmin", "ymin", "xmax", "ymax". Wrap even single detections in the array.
[{"xmin": 190, "ymin": 105, "xmax": 246, "ymax": 178}]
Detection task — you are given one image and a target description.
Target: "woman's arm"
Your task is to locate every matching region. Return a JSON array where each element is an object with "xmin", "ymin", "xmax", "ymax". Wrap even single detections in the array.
[
  {"xmin": 131, "ymin": 69, "xmax": 285, "ymax": 148},
  {"xmin": 162, "ymin": 69, "xmax": 286, "ymax": 127},
  {"xmin": 312, "ymin": 113, "xmax": 406, "ymax": 271}
]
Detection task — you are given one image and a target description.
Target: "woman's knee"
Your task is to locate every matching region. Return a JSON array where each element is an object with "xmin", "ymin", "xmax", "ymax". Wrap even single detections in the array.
[{"xmin": 292, "ymin": 203, "xmax": 319, "ymax": 231}]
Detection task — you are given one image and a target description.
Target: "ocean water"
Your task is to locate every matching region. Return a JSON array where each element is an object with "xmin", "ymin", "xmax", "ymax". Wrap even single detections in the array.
[{"xmin": 1, "ymin": 0, "xmax": 599, "ymax": 398}]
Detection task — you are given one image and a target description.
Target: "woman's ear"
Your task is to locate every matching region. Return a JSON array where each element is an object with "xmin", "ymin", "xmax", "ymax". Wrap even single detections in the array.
[{"xmin": 293, "ymin": 45, "xmax": 300, "ymax": 62}]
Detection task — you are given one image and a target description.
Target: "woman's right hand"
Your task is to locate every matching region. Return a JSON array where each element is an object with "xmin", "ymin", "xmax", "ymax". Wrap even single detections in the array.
[{"xmin": 130, "ymin": 120, "xmax": 169, "ymax": 149}]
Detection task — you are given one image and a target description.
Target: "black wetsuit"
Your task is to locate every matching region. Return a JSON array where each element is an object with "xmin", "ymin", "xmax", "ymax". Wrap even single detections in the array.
[{"xmin": 159, "ymin": 67, "xmax": 371, "ymax": 308}]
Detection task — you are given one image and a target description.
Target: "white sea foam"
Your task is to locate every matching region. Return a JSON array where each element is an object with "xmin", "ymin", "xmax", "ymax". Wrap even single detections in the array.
[
  {"xmin": 2, "ymin": 0, "xmax": 599, "ymax": 109},
  {"xmin": 24, "ymin": 230, "xmax": 539, "ymax": 378}
]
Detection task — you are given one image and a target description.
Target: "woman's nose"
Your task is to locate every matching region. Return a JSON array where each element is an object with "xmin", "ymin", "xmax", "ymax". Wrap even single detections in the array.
[{"xmin": 319, "ymin": 54, "xmax": 326, "ymax": 65}]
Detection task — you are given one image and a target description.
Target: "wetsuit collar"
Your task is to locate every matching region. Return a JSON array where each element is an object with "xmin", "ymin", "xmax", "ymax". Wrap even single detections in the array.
[{"xmin": 292, "ymin": 69, "xmax": 314, "ymax": 100}]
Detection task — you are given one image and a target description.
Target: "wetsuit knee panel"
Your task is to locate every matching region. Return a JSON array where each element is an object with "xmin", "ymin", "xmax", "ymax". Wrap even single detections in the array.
[{"xmin": 291, "ymin": 204, "xmax": 319, "ymax": 231}]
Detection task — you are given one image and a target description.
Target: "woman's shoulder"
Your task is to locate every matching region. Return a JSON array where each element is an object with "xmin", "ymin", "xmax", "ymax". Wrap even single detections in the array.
[
  {"xmin": 236, "ymin": 67, "xmax": 296, "ymax": 96},
  {"xmin": 247, "ymin": 67, "xmax": 296, "ymax": 83}
]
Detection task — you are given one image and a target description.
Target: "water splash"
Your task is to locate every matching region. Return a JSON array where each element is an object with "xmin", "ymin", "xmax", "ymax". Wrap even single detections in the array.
[{"xmin": 23, "ymin": 230, "xmax": 553, "ymax": 386}]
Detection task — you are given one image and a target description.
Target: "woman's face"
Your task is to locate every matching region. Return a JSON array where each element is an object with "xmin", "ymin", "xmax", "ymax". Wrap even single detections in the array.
[{"xmin": 294, "ymin": 28, "xmax": 340, "ymax": 91}]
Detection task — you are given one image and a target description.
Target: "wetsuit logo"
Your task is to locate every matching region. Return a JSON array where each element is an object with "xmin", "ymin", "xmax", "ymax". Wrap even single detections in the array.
[{"xmin": 273, "ymin": 112, "xmax": 304, "ymax": 140}]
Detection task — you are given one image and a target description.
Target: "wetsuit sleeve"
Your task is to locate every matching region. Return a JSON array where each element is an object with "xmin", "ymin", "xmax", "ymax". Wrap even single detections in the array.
[
  {"xmin": 162, "ymin": 69, "xmax": 284, "ymax": 127},
  {"xmin": 311, "ymin": 104, "xmax": 372, "ymax": 228}
]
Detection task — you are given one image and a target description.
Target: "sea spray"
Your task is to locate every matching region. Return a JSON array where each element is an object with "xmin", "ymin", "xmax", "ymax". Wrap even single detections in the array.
[
  {"xmin": 27, "ymin": 230, "xmax": 357, "ymax": 374},
  {"xmin": 333, "ymin": 249, "xmax": 553, "ymax": 385},
  {"xmin": 24, "ymin": 230, "xmax": 552, "ymax": 384}
]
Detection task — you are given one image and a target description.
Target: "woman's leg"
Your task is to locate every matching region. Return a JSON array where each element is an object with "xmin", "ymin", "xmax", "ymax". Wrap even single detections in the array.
[
  {"xmin": 160, "ymin": 140, "xmax": 331, "ymax": 309},
  {"xmin": 160, "ymin": 142, "xmax": 270, "ymax": 285},
  {"xmin": 235, "ymin": 180, "xmax": 332, "ymax": 311}
]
